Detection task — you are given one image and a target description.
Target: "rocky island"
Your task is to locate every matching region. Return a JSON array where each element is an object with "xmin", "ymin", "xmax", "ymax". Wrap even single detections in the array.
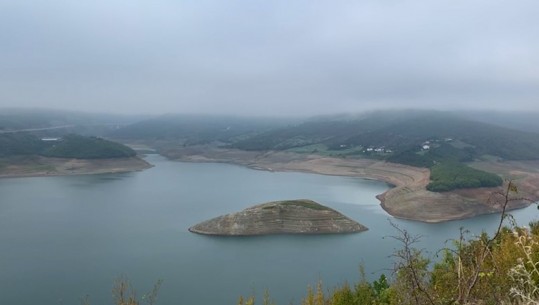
[{"xmin": 189, "ymin": 199, "xmax": 367, "ymax": 236}]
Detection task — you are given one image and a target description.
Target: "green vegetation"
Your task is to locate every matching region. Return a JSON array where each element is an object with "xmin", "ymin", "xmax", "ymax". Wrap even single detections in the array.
[
  {"xmin": 427, "ymin": 162, "xmax": 503, "ymax": 192},
  {"xmin": 109, "ymin": 114, "xmax": 290, "ymax": 145},
  {"xmin": 0, "ymin": 133, "xmax": 135, "ymax": 159},
  {"xmin": 262, "ymin": 200, "xmax": 334, "ymax": 211},
  {"xmin": 387, "ymin": 143, "xmax": 474, "ymax": 168},
  {"xmin": 279, "ymin": 200, "xmax": 333, "ymax": 211},
  {"xmin": 0, "ymin": 133, "xmax": 49, "ymax": 157},
  {"xmin": 286, "ymin": 144, "xmax": 366, "ymax": 157},
  {"xmin": 43, "ymin": 134, "xmax": 136, "ymax": 159}
]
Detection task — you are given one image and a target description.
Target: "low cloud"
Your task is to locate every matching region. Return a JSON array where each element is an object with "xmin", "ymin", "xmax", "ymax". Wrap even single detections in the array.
[{"xmin": 1, "ymin": 0, "xmax": 538, "ymax": 115}]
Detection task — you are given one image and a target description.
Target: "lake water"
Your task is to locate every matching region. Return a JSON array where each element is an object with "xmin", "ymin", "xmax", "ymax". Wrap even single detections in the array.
[{"xmin": 0, "ymin": 154, "xmax": 537, "ymax": 305}]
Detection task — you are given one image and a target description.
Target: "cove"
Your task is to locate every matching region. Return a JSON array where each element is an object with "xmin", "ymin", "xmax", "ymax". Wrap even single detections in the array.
[{"xmin": 0, "ymin": 154, "xmax": 537, "ymax": 305}]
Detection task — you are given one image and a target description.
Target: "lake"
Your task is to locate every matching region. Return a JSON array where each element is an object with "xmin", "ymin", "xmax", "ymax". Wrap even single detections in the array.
[{"xmin": 0, "ymin": 154, "xmax": 537, "ymax": 305}]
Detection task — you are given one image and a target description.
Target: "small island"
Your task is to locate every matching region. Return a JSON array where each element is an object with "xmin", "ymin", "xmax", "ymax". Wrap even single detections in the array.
[{"xmin": 189, "ymin": 199, "xmax": 367, "ymax": 236}]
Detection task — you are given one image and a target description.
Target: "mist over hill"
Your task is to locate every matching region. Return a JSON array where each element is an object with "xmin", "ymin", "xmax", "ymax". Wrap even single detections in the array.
[
  {"xmin": 231, "ymin": 110, "xmax": 539, "ymax": 161},
  {"xmin": 108, "ymin": 114, "xmax": 295, "ymax": 145},
  {"xmin": 2, "ymin": 108, "xmax": 539, "ymax": 165},
  {"xmin": 0, "ymin": 109, "xmax": 150, "ymax": 137}
]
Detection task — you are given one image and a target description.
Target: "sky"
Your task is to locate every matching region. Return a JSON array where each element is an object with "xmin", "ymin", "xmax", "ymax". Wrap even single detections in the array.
[{"xmin": 0, "ymin": 0, "xmax": 538, "ymax": 116}]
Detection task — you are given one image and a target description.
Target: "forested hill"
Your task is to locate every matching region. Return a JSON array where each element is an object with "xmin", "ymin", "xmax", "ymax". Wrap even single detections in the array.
[
  {"xmin": 0, "ymin": 134, "xmax": 136, "ymax": 159},
  {"xmin": 108, "ymin": 114, "xmax": 293, "ymax": 145},
  {"xmin": 231, "ymin": 110, "xmax": 539, "ymax": 162}
]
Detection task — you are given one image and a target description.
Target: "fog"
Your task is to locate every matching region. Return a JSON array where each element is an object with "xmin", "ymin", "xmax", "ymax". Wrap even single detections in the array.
[{"xmin": 1, "ymin": 1, "xmax": 538, "ymax": 115}]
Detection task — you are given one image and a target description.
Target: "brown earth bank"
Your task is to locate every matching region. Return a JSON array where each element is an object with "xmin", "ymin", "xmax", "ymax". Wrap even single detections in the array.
[
  {"xmin": 0, "ymin": 156, "xmax": 152, "ymax": 178},
  {"xmin": 162, "ymin": 145, "xmax": 538, "ymax": 223},
  {"xmin": 189, "ymin": 199, "xmax": 368, "ymax": 236}
]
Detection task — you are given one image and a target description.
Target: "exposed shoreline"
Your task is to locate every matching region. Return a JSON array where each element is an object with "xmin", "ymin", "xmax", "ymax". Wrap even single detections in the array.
[
  {"xmin": 161, "ymin": 146, "xmax": 538, "ymax": 223},
  {"xmin": 0, "ymin": 156, "xmax": 152, "ymax": 179}
]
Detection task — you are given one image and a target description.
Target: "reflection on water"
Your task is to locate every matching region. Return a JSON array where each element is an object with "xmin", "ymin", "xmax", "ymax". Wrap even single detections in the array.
[{"xmin": 0, "ymin": 154, "xmax": 537, "ymax": 305}]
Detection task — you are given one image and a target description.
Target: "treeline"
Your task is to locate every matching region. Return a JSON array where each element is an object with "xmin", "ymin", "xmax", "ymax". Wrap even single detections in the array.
[
  {"xmin": 0, "ymin": 133, "xmax": 135, "ymax": 159},
  {"xmin": 426, "ymin": 162, "xmax": 503, "ymax": 192},
  {"xmin": 0, "ymin": 133, "xmax": 49, "ymax": 156},
  {"xmin": 43, "ymin": 134, "xmax": 136, "ymax": 159}
]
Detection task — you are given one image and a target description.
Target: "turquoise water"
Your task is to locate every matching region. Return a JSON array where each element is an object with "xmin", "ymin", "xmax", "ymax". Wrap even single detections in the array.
[{"xmin": 0, "ymin": 154, "xmax": 537, "ymax": 305}]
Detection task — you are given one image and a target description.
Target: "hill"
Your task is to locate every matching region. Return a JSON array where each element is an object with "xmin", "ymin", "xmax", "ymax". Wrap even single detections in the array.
[
  {"xmin": 108, "ymin": 114, "xmax": 293, "ymax": 145},
  {"xmin": 189, "ymin": 199, "xmax": 367, "ymax": 235},
  {"xmin": 42, "ymin": 134, "xmax": 136, "ymax": 159},
  {"xmin": 231, "ymin": 110, "xmax": 539, "ymax": 162},
  {"xmin": 0, "ymin": 133, "xmax": 136, "ymax": 159}
]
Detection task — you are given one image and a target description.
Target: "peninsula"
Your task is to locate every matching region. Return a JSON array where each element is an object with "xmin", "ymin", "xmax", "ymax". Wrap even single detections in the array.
[
  {"xmin": 0, "ymin": 133, "xmax": 152, "ymax": 178},
  {"xmin": 189, "ymin": 199, "xmax": 368, "ymax": 236}
]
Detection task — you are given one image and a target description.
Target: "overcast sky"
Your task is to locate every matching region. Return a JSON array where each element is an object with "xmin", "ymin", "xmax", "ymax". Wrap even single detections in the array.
[{"xmin": 0, "ymin": 1, "xmax": 538, "ymax": 115}]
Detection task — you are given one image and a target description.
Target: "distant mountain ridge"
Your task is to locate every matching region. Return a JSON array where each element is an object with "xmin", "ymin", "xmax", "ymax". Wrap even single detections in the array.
[
  {"xmin": 4, "ymin": 108, "xmax": 539, "ymax": 163},
  {"xmin": 108, "ymin": 114, "xmax": 294, "ymax": 145},
  {"xmin": 231, "ymin": 110, "xmax": 539, "ymax": 162}
]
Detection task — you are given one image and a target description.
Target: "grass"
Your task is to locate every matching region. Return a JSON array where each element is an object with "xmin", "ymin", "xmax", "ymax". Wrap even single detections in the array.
[
  {"xmin": 286, "ymin": 144, "xmax": 330, "ymax": 154},
  {"xmin": 30, "ymin": 164, "xmax": 56, "ymax": 172},
  {"xmin": 262, "ymin": 200, "xmax": 332, "ymax": 211},
  {"xmin": 279, "ymin": 200, "xmax": 332, "ymax": 211},
  {"xmin": 449, "ymin": 139, "xmax": 475, "ymax": 149},
  {"xmin": 286, "ymin": 144, "xmax": 367, "ymax": 157}
]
